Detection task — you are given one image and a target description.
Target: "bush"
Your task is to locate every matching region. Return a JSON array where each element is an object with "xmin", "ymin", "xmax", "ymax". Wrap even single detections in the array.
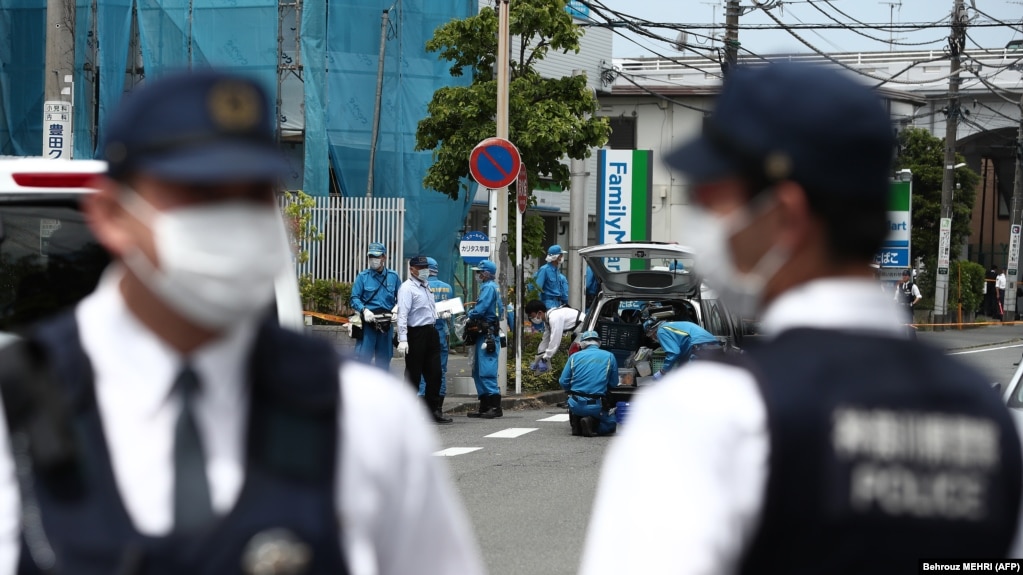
[
  {"xmin": 508, "ymin": 331, "xmax": 571, "ymax": 394},
  {"xmin": 948, "ymin": 260, "xmax": 985, "ymax": 316},
  {"xmin": 299, "ymin": 276, "xmax": 352, "ymax": 324}
]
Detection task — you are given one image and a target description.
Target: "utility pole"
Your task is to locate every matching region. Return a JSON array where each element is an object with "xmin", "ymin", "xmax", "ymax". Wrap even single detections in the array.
[
  {"xmin": 366, "ymin": 8, "xmax": 390, "ymax": 198},
  {"xmin": 494, "ymin": 0, "xmax": 510, "ymax": 392},
  {"xmin": 934, "ymin": 0, "xmax": 966, "ymax": 326},
  {"xmin": 43, "ymin": 0, "xmax": 74, "ymax": 159},
  {"xmin": 722, "ymin": 0, "xmax": 740, "ymax": 74},
  {"xmin": 1004, "ymin": 93, "xmax": 1023, "ymax": 321},
  {"xmin": 568, "ymin": 70, "xmax": 587, "ymax": 313}
]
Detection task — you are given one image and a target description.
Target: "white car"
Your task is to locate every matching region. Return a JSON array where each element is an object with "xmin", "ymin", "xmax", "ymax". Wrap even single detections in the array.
[{"xmin": 0, "ymin": 157, "xmax": 304, "ymax": 341}]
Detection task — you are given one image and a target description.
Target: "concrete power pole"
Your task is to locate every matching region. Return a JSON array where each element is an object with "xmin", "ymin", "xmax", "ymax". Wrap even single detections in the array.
[
  {"xmin": 43, "ymin": 0, "xmax": 75, "ymax": 159},
  {"xmin": 494, "ymin": 0, "xmax": 510, "ymax": 392},
  {"xmin": 568, "ymin": 69, "xmax": 587, "ymax": 312},
  {"xmin": 722, "ymin": 0, "xmax": 740, "ymax": 74},
  {"xmin": 934, "ymin": 0, "xmax": 966, "ymax": 325},
  {"xmin": 1004, "ymin": 93, "xmax": 1023, "ymax": 321}
]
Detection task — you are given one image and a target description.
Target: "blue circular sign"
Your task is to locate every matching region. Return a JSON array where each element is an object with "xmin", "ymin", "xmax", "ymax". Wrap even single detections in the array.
[
  {"xmin": 460, "ymin": 231, "xmax": 490, "ymax": 265},
  {"xmin": 469, "ymin": 138, "xmax": 521, "ymax": 189}
]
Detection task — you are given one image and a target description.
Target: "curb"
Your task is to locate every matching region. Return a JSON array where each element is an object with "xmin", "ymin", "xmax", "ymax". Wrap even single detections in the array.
[{"xmin": 444, "ymin": 390, "xmax": 566, "ymax": 414}]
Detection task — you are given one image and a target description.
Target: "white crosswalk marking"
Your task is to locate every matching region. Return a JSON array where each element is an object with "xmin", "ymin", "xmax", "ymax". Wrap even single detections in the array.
[
  {"xmin": 433, "ymin": 447, "xmax": 483, "ymax": 457},
  {"xmin": 537, "ymin": 414, "xmax": 570, "ymax": 422},
  {"xmin": 485, "ymin": 428, "xmax": 539, "ymax": 438}
]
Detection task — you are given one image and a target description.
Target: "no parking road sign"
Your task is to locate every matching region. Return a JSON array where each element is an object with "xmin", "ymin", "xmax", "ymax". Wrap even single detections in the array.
[{"xmin": 469, "ymin": 137, "xmax": 521, "ymax": 189}]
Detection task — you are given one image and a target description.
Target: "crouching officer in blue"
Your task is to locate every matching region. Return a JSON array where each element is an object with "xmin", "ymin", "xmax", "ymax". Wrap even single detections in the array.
[
  {"xmin": 350, "ymin": 242, "xmax": 401, "ymax": 369},
  {"xmin": 644, "ymin": 319, "xmax": 722, "ymax": 380},
  {"xmin": 558, "ymin": 331, "xmax": 619, "ymax": 437},
  {"xmin": 419, "ymin": 257, "xmax": 453, "ymax": 398},
  {"xmin": 0, "ymin": 70, "xmax": 485, "ymax": 574},
  {"xmin": 465, "ymin": 259, "xmax": 504, "ymax": 419},
  {"xmin": 582, "ymin": 62, "xmax": 1023, "ymax": 575}
]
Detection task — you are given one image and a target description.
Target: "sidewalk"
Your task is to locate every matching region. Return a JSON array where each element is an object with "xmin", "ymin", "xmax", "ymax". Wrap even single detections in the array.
[{"xmin": 916, "ymin": 323, "xmax": 1023, "ymax": 352}]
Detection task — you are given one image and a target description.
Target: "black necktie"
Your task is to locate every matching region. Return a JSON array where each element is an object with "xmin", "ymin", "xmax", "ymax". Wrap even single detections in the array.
[{"xmin": 173, "ymin": 366, "xmax": 214, "ymax": 531}]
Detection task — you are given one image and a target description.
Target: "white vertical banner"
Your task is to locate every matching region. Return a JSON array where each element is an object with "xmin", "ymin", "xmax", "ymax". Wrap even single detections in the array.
[
  {"xmin": 597, "ymin": 149, "xmax": 635, "ymax": 245},
  {"xmin": 937, "ymin": 217, "xmax": 952, "ymax": 273},
  {"xmin": 1007, "ymin": 224, "xmax": 1021, "ymax": 277},
  {"xmin": 43, "ymin": 100, "xmax": 72, "ymax": 160}
]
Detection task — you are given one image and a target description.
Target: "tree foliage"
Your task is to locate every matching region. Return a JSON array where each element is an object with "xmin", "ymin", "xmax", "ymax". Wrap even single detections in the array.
[
  {"xmin": 416, "ymin": 0, "xmax": 611, "ymax": 258},
  {"xmin": 895, "ymin": 127, "xmax": 979, "ymax": 275}
]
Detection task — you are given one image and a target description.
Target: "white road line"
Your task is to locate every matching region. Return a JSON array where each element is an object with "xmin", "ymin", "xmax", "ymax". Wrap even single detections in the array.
[
  {"xmin": 537, "ymin": 414, "xmax": 570, "ymax": 422},
  {"xmin": 949, "ymin": 344, "xmax": 1023, "ymax": 355},
  {"xmin": 433, "ymin": 447, "xmax": 483, "ymax": 457},
  {"xmin": 485, "ymin": 428, "xmax": 539, "ymax": 438}
]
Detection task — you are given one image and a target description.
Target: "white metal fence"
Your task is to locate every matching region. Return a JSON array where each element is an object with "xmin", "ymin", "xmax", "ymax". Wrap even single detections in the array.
[{"xmin": 281, "ymin": 194, "xmax": 405, "ymax": 284}]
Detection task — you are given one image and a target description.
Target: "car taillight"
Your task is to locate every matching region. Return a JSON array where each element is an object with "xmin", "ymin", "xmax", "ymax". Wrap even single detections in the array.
[
  {"xmin": 12, "ymin": 173, "xmax": 99, "ymax": 188},
  {"xmin": 568, "ymin": 341, "xmax": 581, "ymax": 356}
]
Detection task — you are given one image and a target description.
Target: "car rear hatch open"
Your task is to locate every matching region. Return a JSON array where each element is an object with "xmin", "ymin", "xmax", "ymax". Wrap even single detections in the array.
[{"xmin": 579, "ymin": 242, "xmax": 699, "ymax": 298}]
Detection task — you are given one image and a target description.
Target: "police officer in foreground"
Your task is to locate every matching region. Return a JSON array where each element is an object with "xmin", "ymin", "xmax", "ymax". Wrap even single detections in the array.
[
  {"xmin": 350, "ymin": 241, "xmax": 401, "ymax": 369},
  {"xmin": 558, "ymin": 331, "xmax": 619, "ymax": 437},
  {"xmin": 396, "ymin": 255, "xmax": 452, "ymax": 424},
  {"xmin": 581, "ymin": 62, "xmax": 1023, "ymax": 574},
  {"xmin": 465, "ymin": 259, "xmax": 503, "ymax": 419},
  {"xmin": 419, "ymin": 257, "xmax": 453, "ymax": 398},
  {"xmin": 0, "ymin": 70, "xmax": 484, "ymax": 574}
]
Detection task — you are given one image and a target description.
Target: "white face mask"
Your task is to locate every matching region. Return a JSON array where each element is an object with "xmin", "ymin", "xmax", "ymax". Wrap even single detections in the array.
[
  {"xmin": 680, "ymin": 194, "xmax": 791, "ymax": 318},
  {"xmin": 415, "ymin": 268, "xmax": 430, "ymax": 281},
  {"xmin": 530, "ymin": 316, "xmax": 543, "ymax": 325},
  {"xmin": 368, "ymin": 258, "xmax": 382, "ymax": 271},
  {"xmin": 119, "ymin": 189, "xmax": 289, "ymax": 330}
]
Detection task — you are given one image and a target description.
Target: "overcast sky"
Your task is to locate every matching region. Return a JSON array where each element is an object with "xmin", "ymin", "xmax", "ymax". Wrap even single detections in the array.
[{"xmin": 587, "ymin": 0, "xmax": 1023, "ymax": 58}]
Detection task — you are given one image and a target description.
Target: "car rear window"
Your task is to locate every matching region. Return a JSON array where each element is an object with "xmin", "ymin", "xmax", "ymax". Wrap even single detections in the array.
[{"xmin": 0, "ymin": 203, "xmax": 109, "ymax": 331}]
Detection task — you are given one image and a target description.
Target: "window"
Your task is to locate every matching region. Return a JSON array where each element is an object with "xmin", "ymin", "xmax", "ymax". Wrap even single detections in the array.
[{"xmin": 606, "ymin": 116, "xmax": 637, "ymax": 150}]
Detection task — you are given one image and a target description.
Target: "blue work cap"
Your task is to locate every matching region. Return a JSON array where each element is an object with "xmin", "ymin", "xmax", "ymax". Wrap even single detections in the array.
[
  {"xmin": 644, "ymin": 319, "xmax": 664, "ymax": 338},
  {"xmin": 579, "ymin": 330, "xmax": 600, "ymax": 342},
  {"xmin": 473, "ymin": 260, "xmax": 497, "ymax": 274},
  {"xmin": 547, "ymin": 245, "xmax": 564, "ymax": 256},
  {"xmin": 368, "ymin": 242, "xmax": 386, "ymax": 257},
  {"xmin": 427, "ymin": 257, "xmax": 439, "ymax": 274},
  {"xmin": 101, "ymin": 69, "xmax": 288, "ymax": 183},
  {"xmin": 666, "ymin": 62, "xmax": 895, "ymax": 202}
]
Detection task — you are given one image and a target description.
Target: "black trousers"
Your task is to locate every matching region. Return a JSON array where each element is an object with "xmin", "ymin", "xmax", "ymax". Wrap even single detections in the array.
[{"xmin": 405, "ymin": 324, "xmax": 443, "ymax": 405}]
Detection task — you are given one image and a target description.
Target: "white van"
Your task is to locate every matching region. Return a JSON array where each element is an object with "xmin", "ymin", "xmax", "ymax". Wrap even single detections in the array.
[{"xmin": 0, "ymin": 157, "xmax": 304, "ymax": 337}]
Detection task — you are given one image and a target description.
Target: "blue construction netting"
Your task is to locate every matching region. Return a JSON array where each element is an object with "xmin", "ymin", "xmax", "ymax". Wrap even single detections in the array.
[
  {"xmin": 327, "ymin": 0, "xmax": 476, "ymax": 279},
  {"xmin": 0, "ymin": 0, "xmax": 45, "ymax": 155}
]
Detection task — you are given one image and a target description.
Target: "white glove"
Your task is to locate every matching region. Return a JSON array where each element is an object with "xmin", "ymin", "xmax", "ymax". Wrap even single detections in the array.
[
  {"xmin": 440, "ymin": 311, "xmax": 452, "ymax": 320},
  {"xmin": 363, "ymin": 309, "xmax": 376, "ymax": 323},
  {"xmin": 653, "ymin": 370, "xmax": 664, "ymax": 381},
  {"xmin": 397, "ymin": 341, "xmax": 409, "ymax": 356}
]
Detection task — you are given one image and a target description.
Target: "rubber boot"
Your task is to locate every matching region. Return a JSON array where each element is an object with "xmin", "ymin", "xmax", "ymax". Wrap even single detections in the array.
[
  {"xmin": 482, "ymin": 394, "xmax": 503, "ymax": 419},
  {"xmin": 569, "ymin": 414, "xmax": 582, "ymax": 436},
  {"xmin": 466, "ymin": 395, "xmax": 486, "ymax": 418},
  {"xmin": 578, "ymin": 416, "xmax": 597, "ymax": 437}
]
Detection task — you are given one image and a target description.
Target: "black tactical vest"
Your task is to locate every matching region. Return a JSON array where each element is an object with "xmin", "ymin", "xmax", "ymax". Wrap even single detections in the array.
[{"xmin": 734, "ymin": 328, "xmax": 1022, "ymax": 574}]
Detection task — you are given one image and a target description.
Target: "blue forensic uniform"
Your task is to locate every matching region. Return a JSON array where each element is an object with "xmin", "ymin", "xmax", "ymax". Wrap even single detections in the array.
[
  {"xmin": 534, "ymin": 262, "xmax": 567, "ymax": 310},
  {"xmin": 559, "ymin": 346, "xmax": 619, "ymax": 435},
  {"xmin": 656, "ymin": 320, "xmax": 720, "ymax": 373},
  {"xmin": 350, "ymin": 267, "xmax": 400, "ymax": 369},
  {"xmin": 585, "ymin": 266, "xmax": 600, "ymax": 309},
  {"xmin": 469, "ymin": 279, "xmax": 503, "ymax": 397},
  {"xmin": 419, "ymin": 276, "xmax": 453, "ymax": 397}
]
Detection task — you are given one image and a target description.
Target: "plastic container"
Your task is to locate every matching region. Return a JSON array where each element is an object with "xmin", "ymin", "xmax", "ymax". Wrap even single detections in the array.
[
  {"xmin": 618, "ymin": 368, "xmax": 636, "ymax": 387},
  {"xmin": 635, "ymin": 360, "xmax": 652, "ymax": 377},
  {"xmin": 615, "ymin": 401, "xmax": 630, "ymax": 425}
]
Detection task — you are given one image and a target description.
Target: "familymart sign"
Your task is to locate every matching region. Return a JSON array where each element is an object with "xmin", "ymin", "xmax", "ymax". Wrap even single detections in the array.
[
  {"xmin": 597, "ymin": 149, "xmax": 652, "ymax": 247},
  {"xmin": 875, "ymin": 179, "xmax": 912, "ymax": 273}
]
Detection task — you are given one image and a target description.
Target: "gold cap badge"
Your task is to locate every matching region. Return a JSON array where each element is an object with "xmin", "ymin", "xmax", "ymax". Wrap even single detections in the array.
[{"xmin": 207, "ymin": 80, "xmax": 262, "ymax": 132}]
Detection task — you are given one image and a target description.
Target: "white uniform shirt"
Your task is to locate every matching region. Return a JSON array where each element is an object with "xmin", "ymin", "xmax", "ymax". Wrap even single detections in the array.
[
  {"xmin": 537, "ymin": 306, "xmax": 583, "ymax": 359},
  {"xmin": 997, "ymin": 273, "xmax": 1007, "ymax": 291},
  {"xmin": 580, "ymin": 278, "xmax": 1023, "ymax": 575},
  {"xmin": 0, "ymin": 268, "xmax": 485, "ymax": 575}
]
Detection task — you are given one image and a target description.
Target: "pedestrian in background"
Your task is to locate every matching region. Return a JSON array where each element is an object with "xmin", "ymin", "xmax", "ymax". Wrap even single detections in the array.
[
  {"xmin": 397, "ymin": 256, "xmax": 452, "ymax": 424},
  {"xmin": 534, "ymin": 244, "xmax": 568, "ymax": 310},
  {"xmin": 524, "ymin": 299, "xmax": 583, "ymax": 371},
  {"xmin": 997, "ymin": 266, "xmax": 1007, "ymax": 319},
  {"xmin": 466, "ymin": 259, "xmax": 504, "ymax": 419},
  {"xmin": 0, "ymin": 69, "xmax": 485, "ymax": 574},
  {"xmin": 644, "ymin": 319, "xmax": 722, "ymax": 380},
  {"xmin": 419, "ymin": 257, "xmax": 453, "ymax": 398},
  {"xmin": 350, "ymin": 241, "xmax": 401, "ymax": 369},
  {"xmin": 559, "ymin": 331, "xmax": 619, "ymax": 437},
  {"xmin": 895, "ymin": 268, "xmax": 921, "ymax": 321},
  {"xmin": 985, "ymin": 263, "xmax": 999, "ymax": 317},
  {"xmin": 582, "ymin": 62, "xmax": 1023, "ymax": 575}
]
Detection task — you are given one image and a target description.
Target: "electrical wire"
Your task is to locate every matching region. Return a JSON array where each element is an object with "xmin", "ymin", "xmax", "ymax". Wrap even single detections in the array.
[
  {"xmin": 967, "ymin": 3, "xmax": 1023, "ymax": 36},
  {"xmin": 817, "ymin": 0, "xmax": 951, "ymax": 33},
  {"xmin": 613, "ymin": 71, "xmax": 712, "ymax": 114},
  {"xmin": 804, "ymin": 0, "xmax": 948, "ymax": 47}
]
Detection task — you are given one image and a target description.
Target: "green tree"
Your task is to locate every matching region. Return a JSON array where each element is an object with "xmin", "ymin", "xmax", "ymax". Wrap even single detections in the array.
[
  {"xmin": 895, "ymin": 127, "xmax": 980, "ymax": 302},
  {"xmin": 416, "ymin": 0, "xmax": 610, "ymax": 259}
]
